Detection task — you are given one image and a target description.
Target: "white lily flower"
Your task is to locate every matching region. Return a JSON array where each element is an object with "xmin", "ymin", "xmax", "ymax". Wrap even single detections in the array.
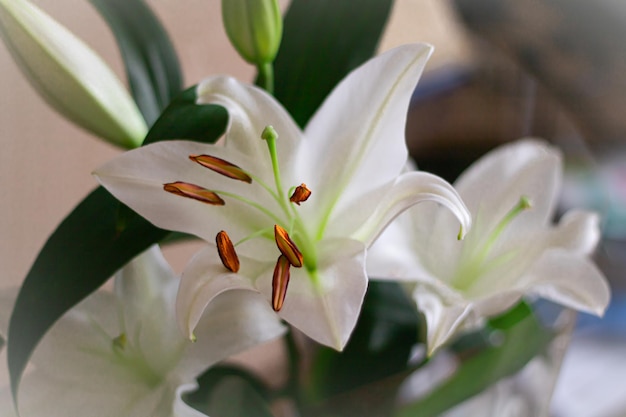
[
  {"xmin": 369, "ymin": 139, "xmax": 610, "ymax": 355},
  {"xmin": 0, "ymin": 0, "xmax": 147, "ymax": 148},
  {"xmin": 94, "ymin": 44, "xmax": 472, "ymax": 350},
  {"xmin": 0, "ymin": 246, "xmax": 285, "ymax": 417}
]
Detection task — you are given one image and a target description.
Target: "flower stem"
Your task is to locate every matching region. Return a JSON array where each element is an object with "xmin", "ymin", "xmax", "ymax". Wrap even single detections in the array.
[{"xmin": 257, "ymin": 62, "xmax": 274, "ymax": 95}]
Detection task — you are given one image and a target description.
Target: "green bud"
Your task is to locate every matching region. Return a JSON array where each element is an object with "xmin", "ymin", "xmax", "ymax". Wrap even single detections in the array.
[
  {"xmin": 0, "ymin": 0, "xmax": 147, "ymax": 148},
  {"xmin": 221, "ymin": 0, "xmax": 282, "ymax": 65}
]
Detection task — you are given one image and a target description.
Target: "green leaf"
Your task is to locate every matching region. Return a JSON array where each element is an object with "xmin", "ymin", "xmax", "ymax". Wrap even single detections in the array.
[
  {"xmin": 89, "ymin": 0, "xmax": 183, "ymax": 126},
  {"xmin": 184, "ymin": 365, "xmax": 274, "ymax": 417},
  {"xmin": 143, "ymin": 87, "xmax": 228, "ymax": 145},
  {"xmin": 273, "ymin": 0, "xmax": 394, "ymax": 127},
  {"xmin": 7, "ymin": 87, "xmax": 227, "ymax": 402},
  {"xmin": 395, "ymin": 308, "xmax": 553, "ymax": 417},
  {"xmin": 308, "ymin": 282, "xmax": 420, "ymax": 401}
]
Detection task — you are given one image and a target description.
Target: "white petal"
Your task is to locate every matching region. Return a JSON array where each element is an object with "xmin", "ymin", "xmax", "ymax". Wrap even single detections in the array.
[
  {"xmin": 299, "ymin": 44, "xmax": 433, "ymax": 225},
  {"xmin": 257, "ymin": 238, "xmax": 368, "ymax": 350},
  {"xmin": 196, "ymin": 76, "xmax": 302, "ymax": 180},
  {"xmin": 547, "ymin": 210, "xmax": 601, "ymax": 255},
  {"xmin": 346, "ymin": 171, "xmax": 471, "ymax": 246},
  {"xmin": 454, "ymin": 140, "xmax": 562, "ymax": 237},
  {"xmin": 178, "ymin": 290, "xmax": 285, "ymax": 379},
  {"xmin": 522, "ymin": 249, "xmax": 610, "ymax": 316},
  {"xmin": 366, "ymin": 217, "xmax": 427, "ymax": 281},
  {"xmin": 413, "ymin": 285, "xmax": 475, "ymax": 356},
  {"xmin": 175, "ymin": 245, "xmax": 271, "ymax": 340},
  {"xmin": 173, "ymin": 383, "xmax": 209, "ymax": 417},
  {"xmin": 94, "ymin": 140, "xmax": 279, "ymax": 245}
]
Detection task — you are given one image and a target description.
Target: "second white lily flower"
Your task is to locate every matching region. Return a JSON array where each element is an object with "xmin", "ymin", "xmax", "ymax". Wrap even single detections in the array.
[
  {"xmin": 368, "ymin": 140, "xmax": 610, "ymax": 355},
  {"xmin": 94, "ymin": 44, "xmax": 472, "ymax": 350}
]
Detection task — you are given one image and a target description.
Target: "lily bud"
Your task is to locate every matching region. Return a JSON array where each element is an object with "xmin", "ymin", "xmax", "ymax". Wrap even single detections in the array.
[
  {"xmin": 0, "ymin": 0, "xmax": 147, "ymax": 148},
  {"xmin": 221, "ymin": 0, "xmax": 282, "ymax": 65}
]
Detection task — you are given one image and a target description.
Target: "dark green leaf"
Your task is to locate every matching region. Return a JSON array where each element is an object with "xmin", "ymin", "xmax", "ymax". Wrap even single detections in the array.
[
  {"xmin": 7, "ymin": 187, "xmax": 168, "ymax": 404},
  {"xmin": 185, "ymin": 365, "xmax": 273, "ymax": 417},
  {"xmin": 143, "ymin": 87, "xmax": 228, "ymax": 145},
  {"xmin": 395, "ymin": 309, "xmax": 553, "ymax": 417},
  {"xmin": 89, "ymin": 0, "xmax": 183, "ymax": 126},
  {"xmin": 8, "ymin": 87, "xmax": 227, "ymax": 402},
  {"xmin": 308, "ymin": 282, "xmax": 420, "ymax": 401},
  {"xmin": 273, "ymin": 0, "xmax": 394, "ymax": 127}
]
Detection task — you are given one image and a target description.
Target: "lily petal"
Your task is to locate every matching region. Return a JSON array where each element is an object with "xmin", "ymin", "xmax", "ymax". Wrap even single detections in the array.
[
  {"xmin": 522, "ymin": 249, "xmax": 610, "ymax": 316},
  {"xmin": 545, "ymin": 210, "xmax": 601, "ymax": 255},
  {"xmin": 413, "ymin": 286, "xmax": 475, "ymax": 356},
  {"xmin": 178, "ymin": 290, "xmax": 286, "ymax": 378},
  {"xmin": 455, "ymin": 139, "xmax": 562, "ymax": 235},
  {"xmin": 94, "ymin": 140, "xmax": 278, "ymax": 245},
  {"xmin": 196, "ymin": 76, "xmax": 301, "ymax": 180},
  {"xmin": 299, "ymin": 44, "xmax": 434, "ymax": 223},
  {"xmin": 173, "ymin": 384, "xmax": 208, "ymax": 417},
  {"xmin": 175, "ymin": 245, "xmax": 271, "ymax": 340},
  {"xmin": 347, "ymin": 171, "xmax": 471, "ymax": 246},
  {"xmin": 256, "ymin": 238, "xmax": 368, "ymax": 350}
]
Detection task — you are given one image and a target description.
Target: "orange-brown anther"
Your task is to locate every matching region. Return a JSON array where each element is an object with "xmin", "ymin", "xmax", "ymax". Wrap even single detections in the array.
[
  {"xmin": 289, "ymin": 183, "xmax": 312, "ymax": 205},
  {"xmin": 272, "ymin": 255, "xmax": 291, "ymax": 312},
  {"xmin": 163, "ymin": 182, "xmax": 225, "ymax": 205},
  {"xmin": 216, "ymin": 230, "xmax": 240, "ymax": 272},
  {"xmin": 189, "ymin": 154, "xmax": 252, "ymax": 183},
  {"xmin": 274, "ymin": 225, "xmax": 303, "ymax": 267}
]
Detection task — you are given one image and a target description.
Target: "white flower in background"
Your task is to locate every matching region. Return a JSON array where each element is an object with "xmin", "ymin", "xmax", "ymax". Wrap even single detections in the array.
[
  {"xmin": 369, "ymin": 140, "xmax": 610, "ymax": 354},
  {"xmin": 0, "ymin": 246, "xmax": 285, "ymax": 417},
  {"xmin": 94, "ymin": 44, "xmax": 472, "ymax": 350},
  {"xmin": 0, "ymin": 0, "xmax": 147, "ymax": 148}
]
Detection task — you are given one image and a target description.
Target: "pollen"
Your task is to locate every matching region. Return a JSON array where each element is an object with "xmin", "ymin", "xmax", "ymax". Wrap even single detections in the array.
[
  {"xmin": 272, "ymin": 255, "xmax": 291, "ymax": 311},
  {"xmin": 216, "ymin": 230, "xmax": 240, "ymax": 272},
  {"xmin": 289, "ymin": 183, "xmax": 311, "ymax": 205},
  {"xmin": 163, "ymin": 181, "xmax": 225, "ymax": 205},
  {"xmin": 189, "ymin": 154, "xmax": 252, "ymax": 183},
  {"xmin": 274, "ymin": 225, "xmax": 304, "ymax": 267}
]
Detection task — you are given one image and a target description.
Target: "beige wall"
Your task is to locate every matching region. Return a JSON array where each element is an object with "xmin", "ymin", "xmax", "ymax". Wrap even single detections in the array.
[{"xmin": 0, "ymin": 0, "xmax": 469, "ymax": 290}]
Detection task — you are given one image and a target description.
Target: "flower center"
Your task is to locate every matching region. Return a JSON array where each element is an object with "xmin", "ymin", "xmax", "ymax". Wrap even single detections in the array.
[
  {"xmin": 163, "ymin": 126, "xmax": 318, "ymax": 311},
  {"xmin": 452, "ymin": 196, "xmax": 532, "ymax": 291}
]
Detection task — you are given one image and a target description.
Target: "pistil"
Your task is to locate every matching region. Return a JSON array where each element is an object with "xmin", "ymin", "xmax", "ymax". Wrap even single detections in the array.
[{"xmin": 453, "ymin": 196, "xmax": 531, "ymax": 290}]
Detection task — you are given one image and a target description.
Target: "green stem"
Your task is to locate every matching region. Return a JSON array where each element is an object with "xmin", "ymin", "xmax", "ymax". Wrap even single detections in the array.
[{"xmin": 257, "ymin": 62, "xmax": 274, "ymax": 95}]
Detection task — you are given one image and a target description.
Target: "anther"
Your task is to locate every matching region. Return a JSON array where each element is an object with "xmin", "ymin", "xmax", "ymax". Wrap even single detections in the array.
[
  {"xmin": 290, "ymin": 183, "xmax": 311, "ymax": 205},
  {"xmin": 274, "ymin": 225, "xmax": 303, "ymax": 267},
  {"xmin": 164, "ymin": 182, "xmax": 225, "ymax": 205},
  {"xmin": 189, "ymin": 154, "xmax": 252, "ymax": 183},
  {"xmin": 272, "ymin": 255, "xmax": 291, "ymax": 312},
  {"xmin": 216, "ymin": 231, "xmax": 240, "ymax": 272}
]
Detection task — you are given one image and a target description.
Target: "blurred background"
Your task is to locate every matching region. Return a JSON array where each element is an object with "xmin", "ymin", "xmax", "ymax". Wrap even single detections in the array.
[{"xmin": 1, "ymin": 1, "xmax": 624, "ymax": 415}]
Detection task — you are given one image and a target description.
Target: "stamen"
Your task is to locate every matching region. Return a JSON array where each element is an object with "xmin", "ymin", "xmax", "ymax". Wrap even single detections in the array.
[
  {"xmin": 189, "ymin": 154, "xmax": 252, "ymax": 183},
  {"xmin": 272, "ymin": 255, "xmax": 291, "ymax": 311},
  {"xmin": 215, "ymin": 231, "xmax": 240, "ymax": 272},
  {"xmin": 274, "ymin": 225, "xmax": 303, "ymax": 267},
  {"xmin": 164, "ymin": 182, "xmax": 225, "ymax": 205},
  {"xmin": 290, "ymin": 183, "xmax": 312, "ymax": 205}
]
